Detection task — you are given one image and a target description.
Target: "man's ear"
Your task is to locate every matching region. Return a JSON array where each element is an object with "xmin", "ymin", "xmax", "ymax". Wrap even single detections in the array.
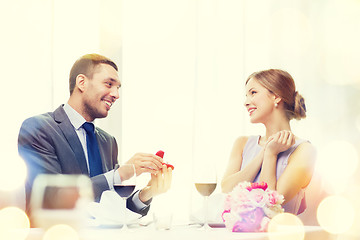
[{"xmin": 76, "ymin": 74, "xmax": 86, "ymax": 92}]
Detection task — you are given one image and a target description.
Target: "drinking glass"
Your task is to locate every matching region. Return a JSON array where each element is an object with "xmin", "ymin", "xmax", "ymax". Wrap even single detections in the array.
[
  {"xmin": 30, "ymin": 174, "xmax": 93, "ymax": 229},
  {"xmin": 113, "ymin": 164, "xmax": 136, "ymax": 231},
  {"xmin": 193, "ymin": 164, "xmax": 217, "ymax": 230}
]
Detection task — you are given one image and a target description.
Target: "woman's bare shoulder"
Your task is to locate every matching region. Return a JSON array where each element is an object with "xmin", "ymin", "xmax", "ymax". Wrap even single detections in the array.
[
  {"xmin": 233, "ymin": 136, "xmax": 250, "ymax": 147},
  {"xmin": 296, "ymin": 141, "xmax": 316, "ymax": 155},
  {"xmin": 290, "ymin": 140, "xmax": 316, "ymax": 166}
]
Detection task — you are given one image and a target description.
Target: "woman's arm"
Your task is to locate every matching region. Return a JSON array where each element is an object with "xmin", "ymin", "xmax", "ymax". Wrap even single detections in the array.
[
  {"xmin": 259, "ymin": 131, "xmax": 296, "ymax": 191},
  {"xmin": 259, "ymin": 131, "xmax": 316, "ymax": 204},
  {"xmin": 221, "ymin": 136, "xmax": 265, "ymax": 193},
  {"xmin": 276, "ymin": 142, "xmax": 316, "ymax": 204}
]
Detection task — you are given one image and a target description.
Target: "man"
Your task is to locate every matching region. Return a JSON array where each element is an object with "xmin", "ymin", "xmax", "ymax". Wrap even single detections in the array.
[{"xmin": 18, "ymin": 53, "xmax": 172, "ymax": 216}]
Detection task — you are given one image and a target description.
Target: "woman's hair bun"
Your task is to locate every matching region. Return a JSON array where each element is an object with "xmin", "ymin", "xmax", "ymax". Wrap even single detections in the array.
[{"xmin": 291, "ymin": 91, "xmax": 306, "ymax": 120}]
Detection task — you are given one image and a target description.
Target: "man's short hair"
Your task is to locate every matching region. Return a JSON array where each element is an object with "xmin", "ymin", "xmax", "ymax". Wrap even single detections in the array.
[{"xmin": 69, "ymin": 53, "xmax": 118, "ymax": 95}]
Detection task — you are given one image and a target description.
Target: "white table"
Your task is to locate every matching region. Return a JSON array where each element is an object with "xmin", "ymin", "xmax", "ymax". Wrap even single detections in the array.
[{"xmin": 25, "ymin": 225, "xmax": 335, "ymax": 240}]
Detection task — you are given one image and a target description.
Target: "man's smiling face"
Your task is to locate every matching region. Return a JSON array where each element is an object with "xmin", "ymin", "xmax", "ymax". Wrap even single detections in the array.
[{"xmin": 82, "ymin": 63, "xmax": 121, "ymax": 121}]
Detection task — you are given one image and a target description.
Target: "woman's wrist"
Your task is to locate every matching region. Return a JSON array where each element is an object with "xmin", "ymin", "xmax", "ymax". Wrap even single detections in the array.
[
  {"xmin": 139, "ymin": 186, "xmax": 153, "ymax": 203},
  {"xmin": 263, "ymin": 147, "xmax": 278, "ymax": 160}
]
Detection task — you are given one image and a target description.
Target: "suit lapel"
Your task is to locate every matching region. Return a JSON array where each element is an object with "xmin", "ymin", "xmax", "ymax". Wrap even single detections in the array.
[{"xmin": 53, "ymin": 105, "xmax": 89, "ymax": 175}]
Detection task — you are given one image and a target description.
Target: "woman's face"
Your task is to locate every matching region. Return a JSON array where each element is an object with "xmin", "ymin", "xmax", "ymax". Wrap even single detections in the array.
[{"xmin": 244, "ymin": 77, "xmax": 276, "ymax": 123}]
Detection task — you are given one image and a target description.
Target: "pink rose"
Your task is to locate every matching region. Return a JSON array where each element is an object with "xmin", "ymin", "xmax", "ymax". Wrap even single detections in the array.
[
  {"xmin": 251, "ymin": 190, "xmax": 265, "ymax": 203},
  {"xmin": 268, "ymin": 192, "xmax": 277, "ymax": 205},
  {"xmin": 223, "ymin": 181, "xmax": 284, "ymax": 233},
  {"xmin": 224, "ymin": 195, "xmax": 232, "ymax": 210},
  {"xmin": 248, "ymin": 189, "xmax": 268, "ymax": 208},
  {"xmin": 221, "ymin": 210, "xmax": 231, "ymax": 222},
  {"xmin": 268, "ymin": 191, "xmax": 284, "ymax": 205},
  {"xmin": 246, "ymin": 182, "xmax": 268, "ymax": 191}
]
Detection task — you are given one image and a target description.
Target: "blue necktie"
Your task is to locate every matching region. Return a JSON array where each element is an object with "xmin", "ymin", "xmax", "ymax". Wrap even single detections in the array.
[{"xmin": 83, "ymin": 122, "xmax": 103, "ymax": 177}]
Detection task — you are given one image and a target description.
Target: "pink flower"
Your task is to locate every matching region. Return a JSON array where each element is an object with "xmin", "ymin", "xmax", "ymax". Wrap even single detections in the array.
[
  {"xmin": 221, "ymin": 210, "xmax": 231, "ymax": 222},
  {"xmin": 224, "ymin": 195, "xmax": 232, "ymax": 210},
  {"xmin": 268, "ymin": 191, "xmax": 284, "ymax": 205},
  {"xmin": 246, "ymin": 182, "xmax": 268, "ymax": 191},
  {"xmin": 223, "ymin": 181, "xmax": 284, "ymax": 232},
  {"xmin": 248, "ymin": 189, "xmax": 268, "ymax": 207},
  {"xmin": 234, "ymin": 189, "xmax": 249, "ymax": 203}
]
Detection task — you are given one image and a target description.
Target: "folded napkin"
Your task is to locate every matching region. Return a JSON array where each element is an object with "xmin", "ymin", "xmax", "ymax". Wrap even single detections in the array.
[{"xmin": 87, "ymin": 190, "xmax": 141, "ymax": 226}]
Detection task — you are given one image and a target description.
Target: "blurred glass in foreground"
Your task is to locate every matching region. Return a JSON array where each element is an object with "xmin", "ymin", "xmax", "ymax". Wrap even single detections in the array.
[{"xmin": 30, "ymin": 174, "xmax": 93, "ymax": 230}]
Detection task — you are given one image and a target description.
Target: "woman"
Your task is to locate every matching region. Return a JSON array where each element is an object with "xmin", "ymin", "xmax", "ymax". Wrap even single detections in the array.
[{"xmin": 221, "ymin": 69, "xmax": 315, "ymax": 214}]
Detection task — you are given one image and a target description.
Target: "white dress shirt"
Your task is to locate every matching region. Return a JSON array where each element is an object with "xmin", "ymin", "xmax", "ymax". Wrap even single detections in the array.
[{"xmin": 63, "ymin": 103, "xmax": 147, "ymax": 209}]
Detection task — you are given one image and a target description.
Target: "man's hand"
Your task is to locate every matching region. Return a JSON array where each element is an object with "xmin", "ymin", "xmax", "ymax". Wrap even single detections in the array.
[
  {"xmin": 138, "ymin": 164, "xmax": 172, "ymax": 202},
  {"xmin": 125, "ymin": 153, "xmax": 164, "ymax": 175}
]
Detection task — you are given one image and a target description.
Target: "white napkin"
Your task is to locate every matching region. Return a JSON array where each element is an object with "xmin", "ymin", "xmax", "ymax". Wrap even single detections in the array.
[
  {"xmin": 87, "ymin": 190, "xmax": 142, "ymax": 226},
  {"xmin": 190, "ymin": 193, "xmax": 226, "ymax": 224}
]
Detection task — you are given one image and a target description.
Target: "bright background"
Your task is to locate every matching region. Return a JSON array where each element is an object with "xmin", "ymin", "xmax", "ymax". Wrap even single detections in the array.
[{"xmin": 0, "ymin": 0, "xmax": 359, "ymax": 234}]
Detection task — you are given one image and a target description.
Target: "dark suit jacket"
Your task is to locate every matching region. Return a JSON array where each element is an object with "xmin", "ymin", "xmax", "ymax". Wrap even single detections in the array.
[{"xmin": 18, "ymin": 105, "xmax": 149, "ymax": 216}]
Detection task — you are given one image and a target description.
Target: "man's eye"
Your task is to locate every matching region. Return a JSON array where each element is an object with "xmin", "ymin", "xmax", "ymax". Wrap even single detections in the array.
[
  {"xmin": 251, "ymin": 91, "xmax": 256, "ymax": 95},
  {"xmin": 106, "ymin": 82, "xmax": 112, "ymax": 87}
]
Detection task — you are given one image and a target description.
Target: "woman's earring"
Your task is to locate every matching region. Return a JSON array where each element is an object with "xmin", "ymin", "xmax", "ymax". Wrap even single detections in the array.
[{"xmin": 275, "ymin": 103, "xmax": 278, "ymax": 107}]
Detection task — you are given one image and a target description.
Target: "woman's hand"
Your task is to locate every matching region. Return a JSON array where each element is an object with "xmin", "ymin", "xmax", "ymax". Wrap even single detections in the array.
[
  {"xmin": 139, "ymin": 164, "xmax": 173, "ymax": 202},
  {"xmin": 265, "ymin": 130, "xmax": 295, "ymax": 156}
]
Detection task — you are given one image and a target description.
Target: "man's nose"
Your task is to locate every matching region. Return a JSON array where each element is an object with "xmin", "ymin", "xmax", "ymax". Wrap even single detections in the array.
[{"xmin": 110, "ymin": 87, "xmax": 120, "ymax": 100}]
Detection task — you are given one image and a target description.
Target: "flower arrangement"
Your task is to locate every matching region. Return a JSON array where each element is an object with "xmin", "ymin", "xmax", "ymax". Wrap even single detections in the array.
[{"xmin": 222, "ymin": 181, "xmax": 284, "ymax": 232}]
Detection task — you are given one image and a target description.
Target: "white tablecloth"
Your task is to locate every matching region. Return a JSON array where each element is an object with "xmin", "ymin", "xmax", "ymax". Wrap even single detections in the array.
[{"xmin": 26, "ymin": 225, "xmax": 334, "ymax": 240}]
